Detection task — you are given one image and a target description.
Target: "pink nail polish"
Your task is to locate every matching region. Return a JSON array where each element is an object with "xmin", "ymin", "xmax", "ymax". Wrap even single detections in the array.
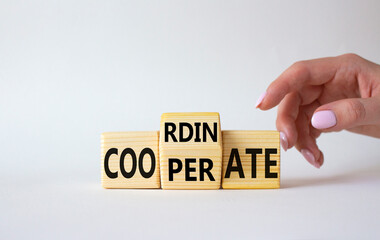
[
  {"xmin": 280, "ymin": 132, "xmax": 288, "ymax": 151},
  {"xmin": 311, "ymin": 110, "xmax": 337, "ymax": 129},
  {"xmin": 301, "ymin": 149, "xmax": 319, "ymax": 168},
  {"xmin": 255, "ymin": 91, "xmax": 267, "ymax": 108}
]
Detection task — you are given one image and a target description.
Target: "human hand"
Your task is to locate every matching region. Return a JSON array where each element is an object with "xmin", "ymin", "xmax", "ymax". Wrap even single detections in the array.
[{"xmin": 256, "ymin": 54, "xmax": 380, "ymax": 168}]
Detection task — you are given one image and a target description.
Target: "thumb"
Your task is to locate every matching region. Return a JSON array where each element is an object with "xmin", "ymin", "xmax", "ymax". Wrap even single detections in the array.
[{"xmin": 311, "ymin": 97, "xmax": 380, "ymax": 131}]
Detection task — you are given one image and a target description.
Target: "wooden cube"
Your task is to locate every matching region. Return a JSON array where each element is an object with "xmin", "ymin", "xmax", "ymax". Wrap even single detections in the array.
[
  {"xmin": 159, "ymin": 112, "xmax": 223, "ymax": 189},
  {"xmin": 101, "ymin": 131, "xmax": 160, "ymax": 188},
  {"xmin": 221, "ymin": 130, "xmax": 280, "ymax": 189}
]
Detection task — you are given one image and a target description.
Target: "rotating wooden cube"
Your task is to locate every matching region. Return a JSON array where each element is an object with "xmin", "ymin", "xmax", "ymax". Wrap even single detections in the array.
[{"xmin": 159, "ymin": 112, "xmax": 223, "ymax": 189}]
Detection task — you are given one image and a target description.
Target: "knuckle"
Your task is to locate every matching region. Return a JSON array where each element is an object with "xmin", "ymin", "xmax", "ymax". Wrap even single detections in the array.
[
  {"xmin": 341, "ymin": 53, "xmax": 362, "ymax": 62},
  {"xmin": 290, "ymin": 61, "xmax": 309, "ymax": 77},
  {"xmin": 346, "ymin": 100, "xmax": 366, "ymax": 122}
]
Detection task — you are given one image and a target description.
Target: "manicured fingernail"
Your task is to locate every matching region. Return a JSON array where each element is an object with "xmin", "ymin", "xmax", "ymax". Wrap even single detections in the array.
[
  {"xmin": 311, "ymin": 110, "xmax": 337, "ymax": 129},
  {"xmin": 255, "ymin": 91, "xmax": 267, "ymax": 108},
  {"xmin": 280, "ymin": 132, "xmax": 288, "ymax": 151},
  {"xmin": 301, "ymin": 149, "xmax": 319, "ymax": 168}
]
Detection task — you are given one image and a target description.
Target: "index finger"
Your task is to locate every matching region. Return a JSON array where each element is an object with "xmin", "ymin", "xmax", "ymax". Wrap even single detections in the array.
[{"xmin": 258, "ymin": 55, "xmax": 345, "ymax": 110}]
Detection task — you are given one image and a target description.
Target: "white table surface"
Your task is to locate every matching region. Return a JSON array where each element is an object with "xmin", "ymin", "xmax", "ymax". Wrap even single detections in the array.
[{"xmin": 2, "ymin": 133, "xmax": 380, "ymax": 239}]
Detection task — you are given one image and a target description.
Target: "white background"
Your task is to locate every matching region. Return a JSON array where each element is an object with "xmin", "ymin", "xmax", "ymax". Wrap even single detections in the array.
[{"xmin": 1, "ymin": 0, "xmax": 380, "ymax": 239}]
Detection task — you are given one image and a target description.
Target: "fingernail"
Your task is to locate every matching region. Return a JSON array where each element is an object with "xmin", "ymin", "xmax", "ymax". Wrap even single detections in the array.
[
  {"xmin": 301, "ymin": 149, "xmax": 319, "ymax": 168},
  {"xmin": 280, "ymin": 132, "xmax": 288, "ymax": 151},
  {"xmin": 255, "ymin": 91, "xmax": 267, "ymax": 108},
  {"xmin": 311, "ymin": 110, "xmax": 337, "ymax": 129}
]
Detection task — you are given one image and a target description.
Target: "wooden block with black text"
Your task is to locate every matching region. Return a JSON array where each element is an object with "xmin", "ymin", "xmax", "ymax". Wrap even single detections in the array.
[
  {"xmin": 222, "ymin": 130, "xmax": 280, "ymax": 189},
  {"xmin": 101, "ymin": 131, "xmax": 160, "ymax": 188},
  {"xmin": 159, "ymin": 112, "xmax": 223, "ymax": 189}
]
